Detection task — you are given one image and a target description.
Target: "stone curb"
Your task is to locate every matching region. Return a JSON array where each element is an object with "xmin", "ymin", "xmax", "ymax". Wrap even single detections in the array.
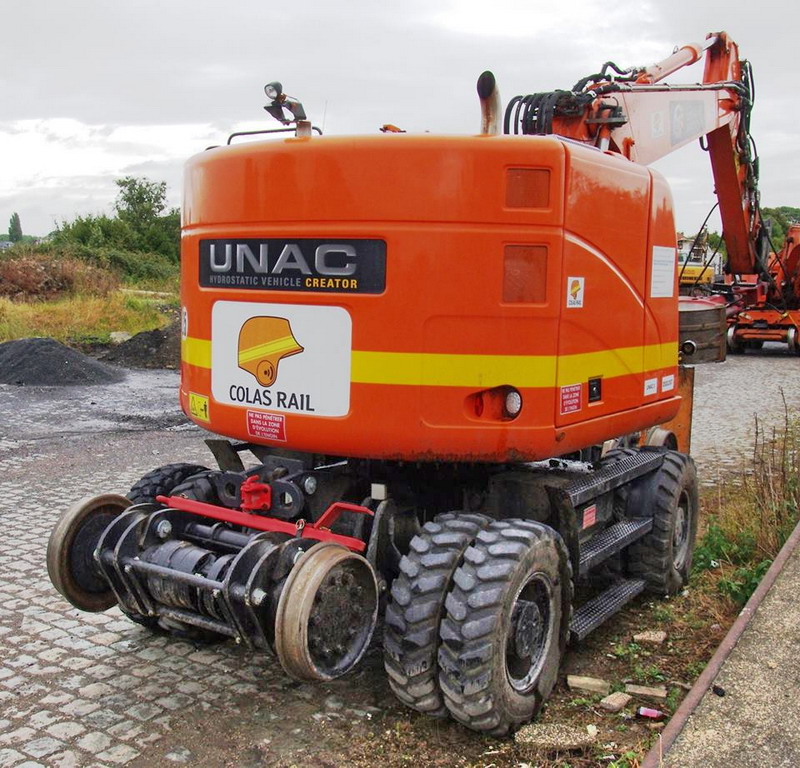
[{"xmin": 641, "ymin": 517, "xmax": 800, "ymax": 768}]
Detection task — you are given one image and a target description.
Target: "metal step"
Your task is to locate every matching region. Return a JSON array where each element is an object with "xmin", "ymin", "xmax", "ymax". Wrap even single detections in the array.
[
  {"xmin": 578, "ymin": 518, "xmax": 653, "ymax": 576},
  {"xmin": 569, "ymin": 578, "xmax": 646, "ymax": 642},
  {"xmin": 567, "ymin": 451, "xmax": 664, "ymax": 507}
]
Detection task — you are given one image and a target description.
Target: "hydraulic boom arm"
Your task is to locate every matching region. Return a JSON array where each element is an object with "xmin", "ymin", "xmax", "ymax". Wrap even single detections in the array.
[{"xmin": 505, "ymin": 32, "xmax": 768, "ymax": 276}]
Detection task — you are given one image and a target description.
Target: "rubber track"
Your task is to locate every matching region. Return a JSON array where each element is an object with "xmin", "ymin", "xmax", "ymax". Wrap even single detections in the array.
[
  {"xmin": 438, "ymin": 519, "xmax": 573, "ymax": 734},
  {"xmin": 127, "ymin": 463, "xmax": 209, "ymax": 505},
  {"xmin": 383, "ymin": 512, "xmax": 490, "ymax": 716},
  {"xmin": 627, "ymin": 452, "xmax": 697, "ymax": 595}
]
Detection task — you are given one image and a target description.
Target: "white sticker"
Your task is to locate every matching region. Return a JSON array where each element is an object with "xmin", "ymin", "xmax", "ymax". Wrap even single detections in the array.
[
  {"xmin": 661, "ymin": 374, "xmax": 675, "ymax": 392},
  {"xmin": 651, "ymin": 111, "xmax": 665, "ymax": 139},
  {"xmin": 566, "ymin": 276, "xmax": 585, "ymax": 308},
  {"xmin": 211, "ymin": 301, "xmax": 352, "ymax": 417},
  {"xmin": 644, "ymin": 377, "xmax": 658, "ymax": 396},
  {"xmin": 181, "ymin": 306, "xmax": 189, "ymax": 340},
  {"xmin": 650, "ymin": 246, "xmax": 676, "ymax": 298}
]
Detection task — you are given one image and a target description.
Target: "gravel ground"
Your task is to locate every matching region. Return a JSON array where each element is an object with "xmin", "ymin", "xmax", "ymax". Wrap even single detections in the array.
[{"xmin": 0, "ymin": 347, "xmax": 798, "ymax": 766}]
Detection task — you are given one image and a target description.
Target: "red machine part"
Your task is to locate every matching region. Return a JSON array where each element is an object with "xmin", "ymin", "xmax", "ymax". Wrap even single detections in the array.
[{"xmin": 156, "ymin": 495, "xmax": 373, "ymax": 553}]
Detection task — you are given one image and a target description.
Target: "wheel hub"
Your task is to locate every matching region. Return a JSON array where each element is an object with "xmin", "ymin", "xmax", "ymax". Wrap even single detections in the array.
[
  {"xmin": 512, "ymin": 600, "xmax": 543, "ymax": 659},
  {"xmin": 505, "ymin": 573, "xmax": 554, "ymax": 692},
  {"xmin": 672, "ymin": 493, "xmax": 691, "ymax": 569},
  {"xmin": 275, "ymin": 542, "xmax": 379, "ymax": 681}
]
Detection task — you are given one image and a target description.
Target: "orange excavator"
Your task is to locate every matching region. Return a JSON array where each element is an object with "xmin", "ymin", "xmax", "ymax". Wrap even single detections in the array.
[
  {"xmin": 725, "ymin": 222, "xmax": 800, "ymax": 352},
  {"xmin": 47, "ymin": 33, "xmax": 766, "ymax": 734}
]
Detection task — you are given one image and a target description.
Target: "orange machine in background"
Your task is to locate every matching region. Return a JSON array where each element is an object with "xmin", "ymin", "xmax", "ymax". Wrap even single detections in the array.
[{"xmin": 726, "ymin": 223, "xmax": 800, "ymax": 352}]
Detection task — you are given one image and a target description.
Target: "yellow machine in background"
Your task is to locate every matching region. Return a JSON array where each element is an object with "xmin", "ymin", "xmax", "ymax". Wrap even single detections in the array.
[{"xmin": 678, "ymin": 228, "xmax": 719, "ymax": 293}]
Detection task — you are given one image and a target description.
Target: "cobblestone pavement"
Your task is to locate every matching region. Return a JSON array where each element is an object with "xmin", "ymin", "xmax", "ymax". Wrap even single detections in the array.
[
  {"xmin": 0, "ymin": 377, "xmax": 393, "ymax": 768},
  {"xmin": 690, "ymin": 345, "xmax": 800, "ymax": 483},
  {"xmin": 1, "ymin": 351, "xmax": 799, "ymax": 766}
]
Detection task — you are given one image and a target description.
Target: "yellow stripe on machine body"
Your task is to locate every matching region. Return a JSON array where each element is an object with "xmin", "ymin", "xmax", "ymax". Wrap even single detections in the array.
[{"xmin": 182, "ymin": 337, "xmax": 676, "ymax": 388}]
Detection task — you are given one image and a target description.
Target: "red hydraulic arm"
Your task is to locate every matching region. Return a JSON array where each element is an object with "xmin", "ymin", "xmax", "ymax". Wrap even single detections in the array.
[{"xmin": 505, "ymin": 32, "xmax": 767, "ymax": 278}]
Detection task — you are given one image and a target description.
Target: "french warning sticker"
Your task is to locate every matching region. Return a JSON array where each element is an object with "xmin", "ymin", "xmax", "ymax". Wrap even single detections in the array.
[
  {"xmin": 189, "ymin": 392, "xmax": 210, "ymax": 422},
  {"xmin": 566, "ymin": 277, "xmax": 585, "ymax": 308},
  {"xmin": 211, "ymin": 301, "xmax": 352, "ymax": 417},
  {"xmin": 661, "ymin": 373, "xmax": 675, "ymax": 392},
  {"xmin": 247, "ymin": 410, "xmax": 287, "ymax": 442},
  {"xmin": 560, "ymin": 383, "xmax": 582, "ymax": 414}
]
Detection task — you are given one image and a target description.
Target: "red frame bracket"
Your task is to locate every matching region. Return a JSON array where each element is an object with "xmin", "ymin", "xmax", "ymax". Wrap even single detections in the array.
[{"xmin": 156, "ymin": 495, "xmax": 373, "ymax": 553}]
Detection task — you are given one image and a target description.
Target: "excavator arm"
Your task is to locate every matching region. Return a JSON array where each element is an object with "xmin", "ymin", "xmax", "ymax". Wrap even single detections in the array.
[{"xmin": 505, "ymin": 32, "xmax": 768, "ymax": 277}]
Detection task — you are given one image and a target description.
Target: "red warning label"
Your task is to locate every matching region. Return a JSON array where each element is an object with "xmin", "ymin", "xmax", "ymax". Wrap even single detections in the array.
[
  {"xmin": 247, "ymin": 410, "xmax": 287, "ymax": 442},
  {"xmin": 582, "ymin": 504, "xmax": 597, "ymax": 529},
  {"xmin": 560, "ymin": 383, "xmax": 582, "ymax": 415}
]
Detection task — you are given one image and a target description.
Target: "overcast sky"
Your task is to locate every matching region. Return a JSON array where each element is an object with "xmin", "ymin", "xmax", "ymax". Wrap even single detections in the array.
[{"xmin": 2, "ymin": 0, "xmax": 799, "ymax": 237}]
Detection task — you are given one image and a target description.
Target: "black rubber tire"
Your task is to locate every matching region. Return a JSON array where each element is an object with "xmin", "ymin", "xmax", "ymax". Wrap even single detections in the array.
[
  {"xmin": 438, "ymin": 519, "xmax": 572, "ymax": 735},
  {"xmin": 165, "ymin": 470, "xmax": 222, "ymax": 505},
  {"xmin": 383, "ymin": 512, "xmax": 490, "ymax": 716},
  {"xmin": 127, "ymin": 463, "xmax": 209, "ymax": 505},
  {"xmin": 627, "ymin": 451, "xmax": 699, "ymax": 595}
]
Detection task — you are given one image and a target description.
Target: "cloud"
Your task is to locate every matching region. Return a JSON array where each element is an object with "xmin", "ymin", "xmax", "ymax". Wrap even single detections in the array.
[{"xmin": 2, "ymin": 0, "xmax": 799, "ymax": 235}]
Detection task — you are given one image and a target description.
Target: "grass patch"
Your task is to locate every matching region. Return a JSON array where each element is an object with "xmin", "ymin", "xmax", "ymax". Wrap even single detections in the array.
[
  {"xmin": 0, "ymin": 292, "xmax": 169, "ymax": 344},
  {"xmin": 693, "ymin": 402, "xmax": 800, "ymax": 605},
  {"xmin": 2, "ymin": 242, "xmax": 179, "ymax": 292}
]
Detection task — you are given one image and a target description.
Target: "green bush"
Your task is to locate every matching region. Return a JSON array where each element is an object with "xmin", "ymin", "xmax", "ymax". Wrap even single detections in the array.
[
  {"xmin": 2, "ymin": 242, "xmax": 178, "ymax": 286},
  {"xmin": 693, "ymin": 522, "xmax": 756, "ymax": 571},
  {"xmin": 718, "ymin": 560, "xmax": 772, "ymax": 605}
]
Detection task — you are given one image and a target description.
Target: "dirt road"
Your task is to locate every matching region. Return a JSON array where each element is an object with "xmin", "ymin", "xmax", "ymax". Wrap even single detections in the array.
[{"xmin": 0, "ymin": 348, "xmax": 798, "ymax": 766}]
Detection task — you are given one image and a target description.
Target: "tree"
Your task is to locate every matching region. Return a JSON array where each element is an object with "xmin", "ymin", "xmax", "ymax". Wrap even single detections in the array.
[
  {"xmin": 114, "ymin": 176, "xmax": 168, "ymax": 226},
  {"xmin": 113, "ymin": 177, "xmax": 180, "ymax": 261},
  {"xmin": 8, "ymin": 212, "xmax": 22, "ymax": 242}
]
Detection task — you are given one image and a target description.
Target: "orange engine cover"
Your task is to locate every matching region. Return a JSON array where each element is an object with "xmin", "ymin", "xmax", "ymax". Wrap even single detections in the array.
[{"xmin": 180, "ymin": 134, "xmax": 680, "ymax": 462}]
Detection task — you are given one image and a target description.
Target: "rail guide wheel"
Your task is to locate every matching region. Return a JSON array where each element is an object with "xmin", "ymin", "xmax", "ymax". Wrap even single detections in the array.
[
  {"xmin": 274, "ymin": 541, "xmax": 379, "ymax": 682},
  {"xmin": 47, "ymin": 493, "xmax": 132, "ymax": 612}
]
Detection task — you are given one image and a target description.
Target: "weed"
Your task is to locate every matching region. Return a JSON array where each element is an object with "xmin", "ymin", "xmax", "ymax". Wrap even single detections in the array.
[
  {"xmin": 718, "ymin": 560, "xmax": 772, "ymax": 605},
  {"xmin": 693, "ymin": 522, "xmax": 755, "ymax": 571},
  {"xmin": 612, "ymin": 642, "xmax": 642, "ymax": 660},
  {"xmin": 651, "ymin": 604, "xmax": 675, "ymax": 623},
  {"xmin": 693, "ymin": 403, "xmax": 800, "ymax": 607},
  {"xmin": 632, "ymin": 664, "xmax": 666, "ymax": 684},
  {"xmin": 666, "ymin": 686, "xmax": 682, "ymax": 712},
  {"xmin": 685, "ymin": 660, "xmax": 706, "ymax": 679},
  {"xmin": 608, "ymin": 751, "xmax": 639, "ymax": 768}
]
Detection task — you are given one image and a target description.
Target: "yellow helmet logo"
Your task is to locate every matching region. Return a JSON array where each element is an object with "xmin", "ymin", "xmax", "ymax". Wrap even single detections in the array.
[{"xmin": 237, "ymin": 316, "xmax": 304, "ymax": 386}]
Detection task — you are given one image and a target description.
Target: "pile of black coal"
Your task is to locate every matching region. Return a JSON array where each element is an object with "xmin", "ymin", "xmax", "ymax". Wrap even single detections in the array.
[
  {"xmin": 0, "ymin": 337, "xmax": 127, "ymax": 386},
  {"xmin": 101, "ymin": 321, "xmax": 180, "ymax": 370}
]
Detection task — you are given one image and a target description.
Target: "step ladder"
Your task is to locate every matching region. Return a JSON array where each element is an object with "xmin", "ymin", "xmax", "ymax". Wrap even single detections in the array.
[
  {"xmin": 569, "ymin": 578, "xmax": 647, "ymax": 642},
  {"xmin": 578, "ymin": 518, "xmax": 652, "ymax": 577}
]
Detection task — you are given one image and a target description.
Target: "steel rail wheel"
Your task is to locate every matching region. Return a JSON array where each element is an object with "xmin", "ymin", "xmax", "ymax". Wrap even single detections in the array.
[
  {"xmin": 47, "ymin": 493, "xmax": 131, "ymax": 612},
  {"xmin": 274, "ymin": 541, "xmax": 378, "ymax": 681}
]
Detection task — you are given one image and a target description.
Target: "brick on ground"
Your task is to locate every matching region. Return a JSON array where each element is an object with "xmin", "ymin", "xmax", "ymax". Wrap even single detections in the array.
[
  {"xmin": 566, "ymin": 675, "xmax": 611, "ymax": 695},
  {"xmin": 625, "ymin": 683, "xmax": 668, "ymax": 699},
  {"xmin": 600, "ymin": 691, "xmax": 632, "ymax": 713}
]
